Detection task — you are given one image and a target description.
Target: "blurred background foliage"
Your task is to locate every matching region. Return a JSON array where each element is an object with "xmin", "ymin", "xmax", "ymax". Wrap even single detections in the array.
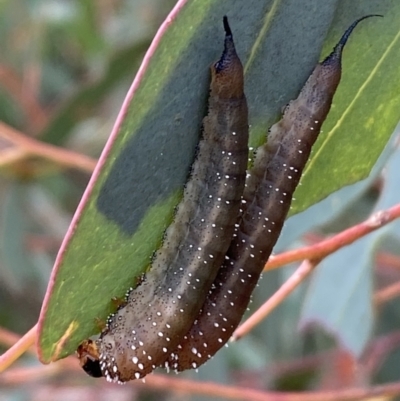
[
  {"xmin": 1, "ymin": 0, "xmax": 400, "ymax": 400},
  {"xmin": 0, "ymin": 0, "xmax": 175, "ymax": 334}
]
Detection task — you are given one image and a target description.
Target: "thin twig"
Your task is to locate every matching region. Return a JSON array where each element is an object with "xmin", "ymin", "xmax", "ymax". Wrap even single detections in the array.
[
  {"xmin": 374, "ymin": 280, "xmax": 400, "ymax": 305},
  {"xmin": 0, "ymin": 325, "xmax": 37, "ymax": 373},
  {"xmin": 233, "ymin": 205, "xmax": 400, "ymax": 340},
  {"xmin": 265, "ymin": 205, "xmax": 400, "ymax": 270},
  {"xmin": 0, "ymin": 122, "xmax": 97, "ymax": 174},
  {"xmin": 3, "ymin": 359, "xmax": 400, "ymax": 401},
  {"xmin": 361, "ymin": 330, "xmax": 400, "ymax": 378},
  {"xmin": 232, "ymin": 259, "xmax": 321, "ymax": 341},
  {"xmin": 377, "ymin": 251, "xmax": 400, "ymax": 271},
  {"xmin": 138, "ymin": 375, "xmax": 400, "ymax": 401},
  {"xmin": 0, "ymin": 327, "xmax": 36, "ymax": 355},
  {"xmin": 2, "ymin": 325, "xmax": 400, "ymax": 401}
]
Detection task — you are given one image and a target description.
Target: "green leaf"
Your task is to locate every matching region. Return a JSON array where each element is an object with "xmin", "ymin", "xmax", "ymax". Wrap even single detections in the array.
[{"xmin": 37, "ymin": 0, "xmax": 399, "ymax": 363}]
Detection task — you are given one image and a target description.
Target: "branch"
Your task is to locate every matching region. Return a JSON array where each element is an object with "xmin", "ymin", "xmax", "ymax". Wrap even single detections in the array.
[
  {"xmin": 233, "ymin": 204, "xmax": 400, "ymax": 340},
  {"xmin": 0, "ymin": 325, "xmax": 37, "ymax": 373},
  {"xmin": 265, "ymin": 205, "xmax": 400, "ymax": 270},
  {"xmin": 0, "ymin": 122, "xmax": 97, "ymax": 174},
  {"xmin": 232, "ymin": 259, "xmax": 321, "ymax": 341}
]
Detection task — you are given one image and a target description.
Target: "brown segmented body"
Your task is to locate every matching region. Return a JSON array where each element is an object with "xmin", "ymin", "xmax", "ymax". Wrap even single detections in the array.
[
  {"xmin": 78, "ymin": 16, "xmax": 249, "ymax": 383},
  {"xmin": 167, "ymin": 15, "xmax": 381, "ymax": 371}
]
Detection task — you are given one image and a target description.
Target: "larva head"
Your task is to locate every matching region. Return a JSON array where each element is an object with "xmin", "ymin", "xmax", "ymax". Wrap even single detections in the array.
[
  {"xmin": 300, "ymin": 14, "xmax": 382, "ymax": 113},
  {"xmin": 211, "ymin": 16, "xmax": 244, "ymax": 99},
  {"xmin": 322, "ymin": 14, "xmax": 382, "ymax": 68},
  {"xmin": 77, "ymin": 339, "xmax": 103, "ymax": 378}
]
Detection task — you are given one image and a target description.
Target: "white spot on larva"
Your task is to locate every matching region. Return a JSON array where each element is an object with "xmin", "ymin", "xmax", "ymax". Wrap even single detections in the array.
[
  {"xmin": 133, "ymin": 356, "xmax": 139, "ymax": 364},
  {"xmin": 138, "ymin": 363, "xmax": 144, "ymax": 370},
  {"xmin": 135, "ymin": 372, "xmax": 140, "ymax": 379},
  {"xmin": 131, "ymin": 345, "xmax": 136, "ymax": 350},
  {"xmin": 139, "ymin": 341, "xmax": 144, "ymax": 346},
  {"xmin": 214, "ymin": 322, "xmax": 219, "ymax": 327},
  {"xmin": 163, "ymin": 347, "xmax": 168, "ymax": 353},
  {"xmin": 192, "ymin": 347, "xmax": 198, "ymax": 355}
]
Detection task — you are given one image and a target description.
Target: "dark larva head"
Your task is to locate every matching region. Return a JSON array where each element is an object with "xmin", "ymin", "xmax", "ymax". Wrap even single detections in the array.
[
  {"xmin": 294, "ymin": 14, "xmax": 382, "ymax": 116},
  {"xmin": 322, "ymin": 14, "xmax": 383, "ymax": 67},
  {"xmin": 211, "ymin": 16, "xmax": 244, "ymax": 99},
  {"xmin": 77, "ymin": 339, "xmax": 103, "ymax": 378}
]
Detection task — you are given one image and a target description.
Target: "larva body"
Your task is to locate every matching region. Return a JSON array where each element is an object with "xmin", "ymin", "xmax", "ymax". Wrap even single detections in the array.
[
  {"xmin": 167, "ymin": 15, "xmax": 380, "ymax": 371},
  {"xmin": 78, "ymin": 17, "xmax": 249, "ymax": 383}
]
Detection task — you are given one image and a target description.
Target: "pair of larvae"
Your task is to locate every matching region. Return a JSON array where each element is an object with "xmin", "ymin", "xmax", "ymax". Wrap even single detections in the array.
[{"xmin": 77, "ymin": 14, "xmax": 381, "ymax": 383}]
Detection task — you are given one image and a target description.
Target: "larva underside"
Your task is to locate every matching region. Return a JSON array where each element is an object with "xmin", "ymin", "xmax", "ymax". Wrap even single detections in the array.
[
  {"xmin": 166, "ymin": 15, "xmax": 381, "ymax": 371},
  {"xmin": 77, "ymin": 16, "xmax": 249, "ymax": 383}
]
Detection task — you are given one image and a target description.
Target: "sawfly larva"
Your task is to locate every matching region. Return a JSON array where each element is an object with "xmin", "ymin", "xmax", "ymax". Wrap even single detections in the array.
[{"xmin": 166, "ymin": 14, "xmax": 381, "ymax": 372}]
